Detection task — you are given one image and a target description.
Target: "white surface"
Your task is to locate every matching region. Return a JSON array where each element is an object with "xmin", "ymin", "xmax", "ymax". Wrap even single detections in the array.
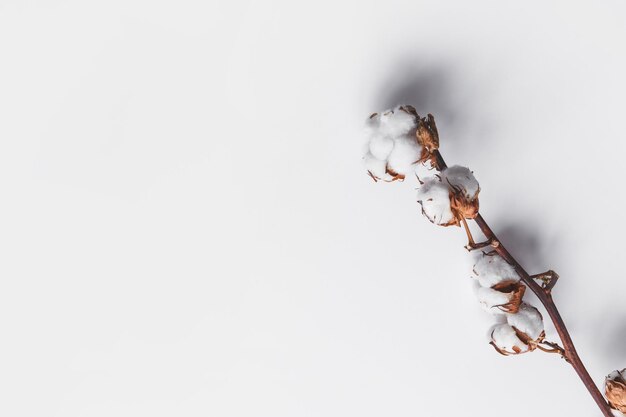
[{"xmin": 1, "ymin": 1, "xmax": 626, "ymax": 416}]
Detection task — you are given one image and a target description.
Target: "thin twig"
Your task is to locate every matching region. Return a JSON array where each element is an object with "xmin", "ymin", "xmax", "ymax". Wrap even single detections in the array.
[
  {"xmin": 531, "ymin": 270, "xmax": 560, "ymax": 294},
  {"xmin": 433, "ymin": 150, "xmax": 614, "ymax": 417}
]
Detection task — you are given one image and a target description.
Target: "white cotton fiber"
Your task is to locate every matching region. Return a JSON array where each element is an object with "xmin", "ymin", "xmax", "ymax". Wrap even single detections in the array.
[
  {"xmin": 442, "ymin": 165, "xmax": 479, "ymax": 199},
  {"xmin": 387, "ymin": 135, "xmax": 422, "ymax": 175},
  {"xmin": 376, "ymin": 107, "xmax": 417, "ymax": 138},
  {"xmin": 364, "ymin": 153, "xmax": 393, "ymax": 181},
  {"xmin": 368, "ymin": 135, "xmax": 394, "ymax": 160},
  {"xmin": 473, "ymin": 253, "xmax": 519, "ymax": 288},
  {"xmin": 490, "ymin": 323, "xmax": 529, "ymax": 354},
  {"xmin": 506, "ymin": 303, "xmax": 544, "ymax": 340},
  {"xmin": 476, "ymin": 286, "xmax": 511, "ymax": 315},
  {"xmin": 414, "ymin": 160, "xmax": 439, "ymax": 183},
  {"xmin": 416, "ymin": 178, "xmax": 454, "ymax": 225},
  {"xmin": 364, "ymin": 112, "xmax": 382, "ymax": 139}
]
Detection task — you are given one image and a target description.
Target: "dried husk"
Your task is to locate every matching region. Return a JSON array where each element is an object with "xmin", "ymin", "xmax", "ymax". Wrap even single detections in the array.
[
  {"xmin": 384, "ymin": 166, "xmax": 405, "ymax": 182},
  {"xmin": 416, "ymin": 114, "xmax": 439, "ymax": 152},
  {"xmin": 398, "ymin": 105, "xmax": 418, "ymax": 117},
  {"xmin": 449, "ymin": 184, "xmax": 480, "ymax": 219},
  {"xmin": 606, "ymin": 370, "xmax": 626, "ymax": 413},
  {"xmin": 491, "ymin": 281, "xmax": 526, "ymax": 314},
  {"xmin": 514, "ymin": 328, "xmax": 546, "ymax": 351},
  {"xmin": 367, "ymin": 167, "xmax": 405, "ymax": 183},
  {"xmin": 399, "ymin": 106, "xmax": 440, "ymax": 168}
]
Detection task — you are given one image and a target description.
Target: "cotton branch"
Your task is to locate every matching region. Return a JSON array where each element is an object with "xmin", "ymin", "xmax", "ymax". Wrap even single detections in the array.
[
  {"xmin": 362, "ymin": 107, "xmax": 618, "ymax": 417},
  {"xmin": 435, "ymin": 151, "xmax": 614, "ymax": 417}
]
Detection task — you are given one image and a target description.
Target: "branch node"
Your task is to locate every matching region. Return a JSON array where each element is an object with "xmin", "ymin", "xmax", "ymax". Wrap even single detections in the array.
[
  {"xmin": 531, "ymin": 270, "xmax": 560, "ymax": 294},
  {"xmin": 535, "ymin": 340, "xmax": 568, "ymax": 361},
  {"xmin": 464, "ymin": 239, "xmax": 494, "ymax": 252},
  {"xmin": 460, "ymin": 216, "xmax": 493, "ymax": 251}
]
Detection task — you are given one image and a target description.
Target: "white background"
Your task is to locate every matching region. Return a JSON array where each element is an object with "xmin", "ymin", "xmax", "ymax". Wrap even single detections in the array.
[{"xmin": 1, "ymin": 1, "xmax": 625, "ymax": 416}]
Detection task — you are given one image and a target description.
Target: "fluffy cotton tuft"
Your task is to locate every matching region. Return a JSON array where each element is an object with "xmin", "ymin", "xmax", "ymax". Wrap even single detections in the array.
[
  {"xmin": 414, "ymin": 160, "xmax": 440, "ymax": 183},
  {"xmin": 368, "ymin": 135, "xmax": 394, "ymax": 160},
  {"xmin": 442, "ymin": 165, "xmax": 480, "ymax": 199},
  {"xmin": 473, "ymin": 253, "xmax": 519, "ymax": 288},
  {"xmin": 506, "ymin": 303, "xmax": 544, "ymax": 340},
  {"xmin": 364, "ymin": 106, "xmax": 422, "ymax": 181},
  {"xmin": 364, "ymin": 152, "xmax": 394, "ymax": 181},
  {"xmin": 476, "ymin": 286, "xmax": 512, "ymax": 315},
  {"xmin": 416, "ymin": 178, "xmax": 455, "ymax": 225},
  {"xmin": 367, "ymin": 108, "xmax": 418, "ymax": 138},
  {"xmin": 489, "ymin": 323, "xmax": 529, "ymax": 354},
  {"xmin": 386, "ymin": 135, "xmax": 422, "ymax": 175}
]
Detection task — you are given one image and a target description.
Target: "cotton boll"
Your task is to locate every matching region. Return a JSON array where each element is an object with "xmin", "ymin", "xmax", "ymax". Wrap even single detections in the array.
[
  {"xmin": 364, "ymin": 106, "xmax": 422, "ymax": 182},
  {"xmin": 417, "ymin": 178, "xmax": 455, "ymax": 226},
  {"xmin": 443, "ymin": 165, "xmax": 480, "ymax": 220},
  {"xmin": 489, "ymin": 303, "xmax": 545, "ymax": 356},
  {"xmin": 368, "ymin": 135, "xmax": 394, "ymax": 160},
  {"xmin": 442, "ymin": 165, "xmax": 480, "ymax": 199},
  {"xmin": 489, "ymin": 323, "xmax": 529, "ymax": 354},
  {"xmin": 363, "ymin": 153, "xmax": 393, "ymax": 181},
  {"xmin": 473, "ymin": 253, "xmax": 519, "ymax": 288},
  {"xmin": 506, "ymin": 303, "xmax": 544, "ymax": 341},
  {"xmin": 386, "ymin": 134, "xmax": 422, "ymax": 175}
]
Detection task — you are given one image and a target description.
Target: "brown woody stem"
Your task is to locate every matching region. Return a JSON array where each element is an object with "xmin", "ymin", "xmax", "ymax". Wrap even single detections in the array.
[
  {"xmin": 433, "ymin": 150, "xmax": 613, "ymax": 417},
  {"xmin": 536, "ymin": 340, "xmax": 567, "ymax": 357}
]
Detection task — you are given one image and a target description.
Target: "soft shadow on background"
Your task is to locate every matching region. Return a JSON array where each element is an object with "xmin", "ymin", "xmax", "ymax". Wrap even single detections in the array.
[
  {"xmin": 598, "ymin": 317, "xmax": 626, "ymax": 366},
  {"xmin": 495, "ymin": 222, "xmax": 553, "ymax": 274},
  {"xmin": 376, "ymin": 62, "xmax": 459, "ymax": 125},
  {"xmin": 372, "ymin": 58, "xmax": 495, "ymax": 154}
]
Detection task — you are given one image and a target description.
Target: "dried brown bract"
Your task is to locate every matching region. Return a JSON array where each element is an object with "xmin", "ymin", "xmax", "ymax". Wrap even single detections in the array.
[
  {"xmin": 606, "ymin": 370, "xmax": 626, "ymax": 413},
  {"xmin": 397, "ymin": 105, "xmax": 418, "ymax": 117},
  {"xmin": 450, "ymin": 189, "xmax": 480, "ymax": 220},
  {"xmin": 384, "ymin": 167, "xmax": 405, "ymax": 182},
  {"xmin": 491, "ymin": 281, "xmax": 526, "ymax": 314},
  {"xmin": 417, "ymin": 114, "xmax": 439, "ymax": 152},
  {"xmin": 442, "ymin": 165, "xmax": 481, "ymax": 225}
]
